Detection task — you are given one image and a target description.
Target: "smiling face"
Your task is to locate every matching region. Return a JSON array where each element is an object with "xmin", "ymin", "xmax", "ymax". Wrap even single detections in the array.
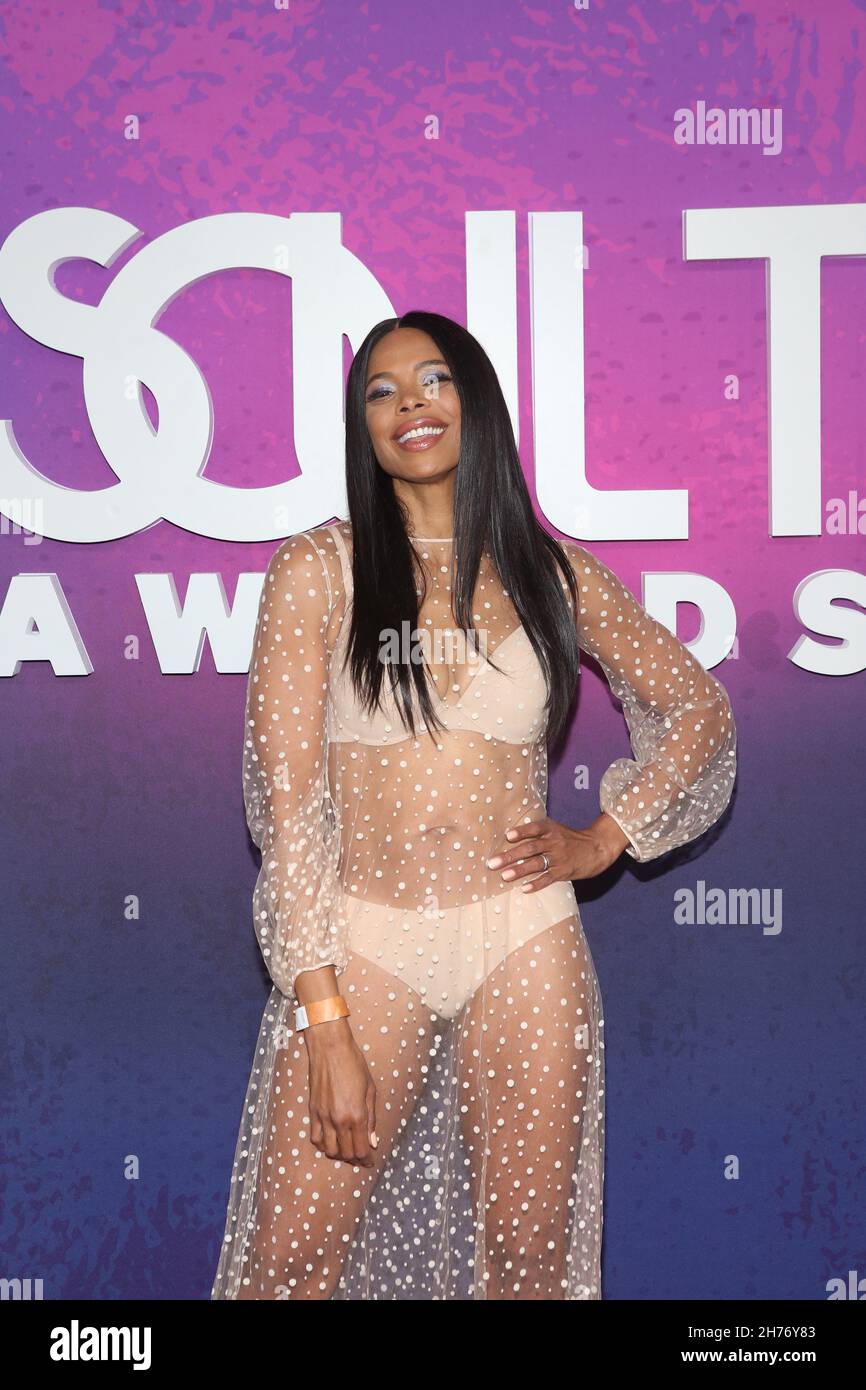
[{"xmin": 364, "ymin": 327, "xmax": 461, "ymax": 484}]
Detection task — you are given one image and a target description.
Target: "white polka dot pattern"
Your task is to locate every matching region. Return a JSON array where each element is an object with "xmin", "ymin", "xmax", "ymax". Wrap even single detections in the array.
[
  {"xmin": 558, "ymin": 539, "xmax": 737, "ymax": 863},
  {"xmin": 211, "ymin": 522, "xmax": 736, "ymax": 1301}
]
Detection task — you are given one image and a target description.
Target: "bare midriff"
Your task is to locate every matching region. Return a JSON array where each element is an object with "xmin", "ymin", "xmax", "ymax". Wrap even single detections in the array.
[{"xmin": 328, "ymin": 731, "xmax": 548, "ymax": 910}]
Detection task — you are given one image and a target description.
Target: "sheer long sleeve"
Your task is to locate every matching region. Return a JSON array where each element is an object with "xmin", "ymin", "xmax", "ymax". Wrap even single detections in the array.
[
  {"xmin": 243, "ymin": 532, "xmax": 350, "ymax": 997},
  {"xmin": 562, "ymin": 541, "xmax": 737, "ymax": 862}
]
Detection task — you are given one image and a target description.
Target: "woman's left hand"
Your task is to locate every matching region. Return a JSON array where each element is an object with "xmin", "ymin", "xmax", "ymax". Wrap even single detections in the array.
[{"xmin": 486, "ymin": 813, "xmax": 630, "ymax": 892}]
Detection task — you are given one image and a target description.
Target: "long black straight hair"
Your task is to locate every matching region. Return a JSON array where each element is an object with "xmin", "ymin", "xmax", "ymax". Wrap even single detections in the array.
[{"xmin": 342, "ymin": 309, "xmax": 582, "ymax": 744}]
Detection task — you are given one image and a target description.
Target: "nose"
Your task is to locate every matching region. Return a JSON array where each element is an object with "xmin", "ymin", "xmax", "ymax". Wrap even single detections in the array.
[{"xmin": 396, "ymin": 379, "xmax": 428, "ymax": 411}]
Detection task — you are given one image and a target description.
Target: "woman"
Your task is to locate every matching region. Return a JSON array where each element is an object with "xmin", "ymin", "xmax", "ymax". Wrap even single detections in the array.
[{"xmin": 211, "ymin": 311, "xmax": 737, "ymax": 1301}]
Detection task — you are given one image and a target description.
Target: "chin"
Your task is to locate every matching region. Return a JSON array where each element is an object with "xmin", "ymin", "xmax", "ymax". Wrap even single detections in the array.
[{"xmin": 382, "ymin": 454, "xmax": 459, "ymax": 480}]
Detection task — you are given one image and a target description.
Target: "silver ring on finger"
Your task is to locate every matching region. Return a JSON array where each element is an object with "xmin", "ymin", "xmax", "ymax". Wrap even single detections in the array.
[{"xmin": 540, "ymin": 853, "xmax": 550, "ymax": 873}]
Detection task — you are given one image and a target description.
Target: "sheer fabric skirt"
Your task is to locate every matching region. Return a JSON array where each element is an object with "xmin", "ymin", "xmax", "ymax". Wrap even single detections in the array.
[{"xmin": 211, "ymin": 879, "xmax": 605, "ymax": 1300}]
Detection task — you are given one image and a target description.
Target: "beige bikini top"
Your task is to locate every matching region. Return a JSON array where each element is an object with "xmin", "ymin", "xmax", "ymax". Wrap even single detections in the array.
[{"xmin": 325, "ymin": 523, "xmax": 549, "ymax": 747}]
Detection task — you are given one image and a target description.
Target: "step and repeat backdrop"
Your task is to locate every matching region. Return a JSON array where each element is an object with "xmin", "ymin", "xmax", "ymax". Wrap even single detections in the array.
[{"xmin": 1, "ymin": 0, "xmax": 863, "ymax": 1301}]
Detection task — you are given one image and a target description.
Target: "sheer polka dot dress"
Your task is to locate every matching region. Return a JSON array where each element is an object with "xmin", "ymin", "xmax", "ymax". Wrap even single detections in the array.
[{"xmin": 211, "ymin": 521, "xmax": 736, "ymax": 1301}]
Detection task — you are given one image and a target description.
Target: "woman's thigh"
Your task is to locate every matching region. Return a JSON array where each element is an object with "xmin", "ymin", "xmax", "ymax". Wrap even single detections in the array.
[
  {"xmin": 235, "ymin": 950, "xmax": 441, "ymax": 1300},
  {"xmin": 454, "ymin": 913, "xmax": 604, "ymax": 1300}
]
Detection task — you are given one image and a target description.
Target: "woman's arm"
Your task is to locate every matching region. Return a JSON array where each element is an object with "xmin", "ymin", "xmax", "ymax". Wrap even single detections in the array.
[
  {"xmin": 561, "ymin": 540, "xmax": 737, "ymax": 862},
  {"xmin": 244, "ymin": 532, "xmax": 376, "ymax": 1166},
  {"xmin": 244, "ymin": 531, "xmax": 350, "ymax": 994}
]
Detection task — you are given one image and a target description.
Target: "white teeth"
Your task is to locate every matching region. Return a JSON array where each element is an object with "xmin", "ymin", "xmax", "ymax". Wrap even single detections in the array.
[{"xmin": 397, "ymin": 425, "xmax": 445, "ymax": 444}]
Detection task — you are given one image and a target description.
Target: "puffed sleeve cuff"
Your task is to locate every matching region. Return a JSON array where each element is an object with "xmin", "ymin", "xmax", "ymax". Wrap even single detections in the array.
[{"xmin": 599, "ymin": 724, "xmax": 737, "ymax": 863}]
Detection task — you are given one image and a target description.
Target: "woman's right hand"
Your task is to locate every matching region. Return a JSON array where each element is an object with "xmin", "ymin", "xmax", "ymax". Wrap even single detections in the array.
[{"xmin": 304, "ymin": 1018, "xmax": 378, "ymax": 1167}]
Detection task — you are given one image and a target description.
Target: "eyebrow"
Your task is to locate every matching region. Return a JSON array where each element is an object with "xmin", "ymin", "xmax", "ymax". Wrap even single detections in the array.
[{"xmin": 366, "ymin": 358, "xmax": 449, "ymax": 386}]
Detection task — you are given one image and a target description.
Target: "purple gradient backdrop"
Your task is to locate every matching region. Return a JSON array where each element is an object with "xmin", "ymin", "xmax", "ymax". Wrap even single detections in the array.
[{"xmin": 0, "ymin": 0, "xmax": 863, "ymax": 1299}]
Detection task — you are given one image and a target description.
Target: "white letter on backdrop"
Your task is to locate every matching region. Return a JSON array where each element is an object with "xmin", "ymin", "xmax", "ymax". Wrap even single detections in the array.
[
  {"xmin": 788, "ymin": 569, "xmax": 866, "ymax": 676},
  {"xmin": 683, "ymin": 203, "xmax": 866, "ymax": 537},
  {"xmin": 529, "ymin": 210, "xmax": 689, "ymax": 541},
  {"xmin": 0, "ymin": 574, "xmax": 92, "ymax": 676}
]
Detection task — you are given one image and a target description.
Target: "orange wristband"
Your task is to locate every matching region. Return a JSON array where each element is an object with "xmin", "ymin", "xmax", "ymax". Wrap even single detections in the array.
[{"xmin": 294, "ymin": 995, "xmax": 350, "ymax": 1032}]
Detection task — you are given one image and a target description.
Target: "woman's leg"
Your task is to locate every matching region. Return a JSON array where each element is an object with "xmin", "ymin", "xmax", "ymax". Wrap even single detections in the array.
[
  {"xmin": 235, "ymin": 951, "xmax": 441, "ymax": 1300},
  {"xmin": 455, "ymin": 913, "xmax": 604, "ymax": 1300}
]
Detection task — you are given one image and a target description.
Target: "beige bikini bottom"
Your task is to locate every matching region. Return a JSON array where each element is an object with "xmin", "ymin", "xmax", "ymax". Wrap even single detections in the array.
[{"xmin": 341, "ymin": 877, "xmax": 581, "ymax": 1021}]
